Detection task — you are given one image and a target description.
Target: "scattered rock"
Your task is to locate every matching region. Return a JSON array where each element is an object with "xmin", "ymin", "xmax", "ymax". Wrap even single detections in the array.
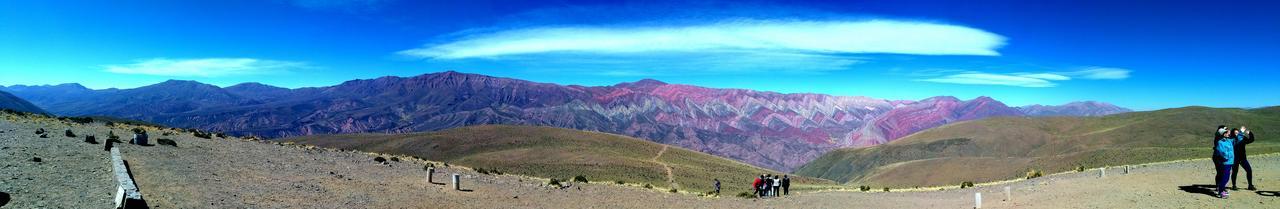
[
  {"xmin": 64, "ymin": 129, "xmax": 75, "ymax": 137},
  {"xmin": 374, "ymin": 157, "xmax": 387, "ymax": 164},
  {"xmin": 38, "ymin": 134, "xmax": 48, "ymax": 138},
  {"xmin": 158, "ymin": 138, "xmax": 178, "ymax": 147},
  {"xmin": 35, "ymin": 128, "xmax": 45, "ymax": 135},
  {"xmin": 85, "ymin": 135, "xmax": 99, "ymax": 144},
  {"xmin": 31, "ymin": 157, "xmax": 42, "ymax": 162}
]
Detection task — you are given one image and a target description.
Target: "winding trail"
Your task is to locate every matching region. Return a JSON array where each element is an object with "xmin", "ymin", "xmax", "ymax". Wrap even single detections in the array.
[{"xmin": 652, "ymin": 145, "xmax": 675, "ymax": 185}]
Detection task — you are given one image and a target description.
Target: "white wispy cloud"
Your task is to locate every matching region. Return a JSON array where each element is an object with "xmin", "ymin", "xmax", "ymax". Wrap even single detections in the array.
[
  {"xmin": 1069, "ymin": 67, "xmax": 1131, "ymax": 80},
  {"xmin": 400, "ymin": 19, "xmax": 1006, "ymax": 59},
  {"xmin": 917, "ymin": 67, "xmax": 1132, "ymax": 88},
  {"xmin": 104, "ymin": 58, "xmax": 306, "ymax": 77},
  {"xmin": 920, "ymin": 73, "xmax": 1059, "ymax": 88}
]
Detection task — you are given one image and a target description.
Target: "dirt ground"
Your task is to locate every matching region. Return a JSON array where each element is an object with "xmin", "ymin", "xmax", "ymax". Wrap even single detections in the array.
[{"xmin": 3, "ymin": 117, "xmax": 1278, "ymax": 208}]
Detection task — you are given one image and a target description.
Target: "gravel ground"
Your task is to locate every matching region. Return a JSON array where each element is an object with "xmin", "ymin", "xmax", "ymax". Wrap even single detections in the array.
[{"xmin": 3, "ymin": 114, "xmax": 1278, "ymax": 208}]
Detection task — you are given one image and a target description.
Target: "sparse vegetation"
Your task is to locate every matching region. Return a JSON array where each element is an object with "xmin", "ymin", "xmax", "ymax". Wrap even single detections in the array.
[
  {"xmin": 615, "ymin": 180, "xmax": 625, "ymax": 185},
  {"xmin": 882, "ymin": 187, "xmax": 890, "ymax": 192},
  {"xmin": 475, "ymin": 167, "xmax": 503, "ymax": 175},
  {"xmin": 1076, "ymin": 165, "xmax": 1087, "ymax": 172},
  {"xmin": 389, "ymin": 157, "xmax": 400, "ymax": 162},
  {"xmin": 1025, "ymin": 169, "xmax": 1044, "ymax": 179},
  {"xmin": 859, "ymin": 186, "xmax": 871, "ymax": 192},
  {"xmin": 548, "ymin": 178, "xmax": 562, "ymax": 187},
  {"xmin": 373, "ymin": 157, "xmax": 387, "ymax": 163},
  {"xmin": 668, "ymin": 188, "xmax": 678, "ymax": 193},
  {"xmin": 283, "ymin": 125, "xmax": 834, "ymax": 194},
  {"xmin": 572, "ymin": 175, "xmax": 588, "ymax": 183},
  {"xmin": 960, "ymin": 181, "xmax": 975, "ymax": 188},
  {"xmin": 192, "ymin": 131, "xmax": 212, "ymax": 139},
  {"xmin": 643, "ymin": 183, "xmax": 653, "ymax": 189},
  {"xmin": 736, "ymin": 191, "xmax": 754, "ymax": 198}
]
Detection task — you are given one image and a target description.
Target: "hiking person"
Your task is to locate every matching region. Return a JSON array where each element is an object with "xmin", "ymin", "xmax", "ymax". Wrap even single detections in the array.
[
  {"xmin": 1213, "ymin": 128, "xmax": 1239, "ymax": 198},
  {"xmin": 752, "ymin": 175, "xmax": 764, "ymax": 197},
  {"xmin": 782, "ymin": 175, "xmax": 791, "ymax": 195},
  {"xmin": 713, "ymin": 179, "xmax": 721, "ymax": 195},
  {"xmin": 771, "ymin": 175, "xmax": 781, "ymax": 197},
  {"xmin": 1232, "ymin": 127, "xmax": 1256, "ymax": 190}
]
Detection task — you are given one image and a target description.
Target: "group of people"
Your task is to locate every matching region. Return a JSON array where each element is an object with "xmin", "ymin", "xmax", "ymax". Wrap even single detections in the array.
[
  {"xmin": 1212, "ymin": 125, "xmax": 1257, "ymax": 199},
  {"xmin": 751, "ymin": 174, "xmax": 790, "ymax": 197}
]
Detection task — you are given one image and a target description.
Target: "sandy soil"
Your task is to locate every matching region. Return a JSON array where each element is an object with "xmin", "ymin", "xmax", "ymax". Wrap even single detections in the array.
[{"xmin": 3, "ymin": 117, "xmax": 1278, "ymax": 208}]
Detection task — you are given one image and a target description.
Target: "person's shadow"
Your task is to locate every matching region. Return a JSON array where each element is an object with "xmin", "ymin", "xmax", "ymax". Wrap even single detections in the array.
[
  {"xmin": 1258, "ymin": 191, "xmax": 1280, "ymax": 197},
  {"xmin": 1178, "ymin": 185, "xmax": 1218, "ymax": 197}
]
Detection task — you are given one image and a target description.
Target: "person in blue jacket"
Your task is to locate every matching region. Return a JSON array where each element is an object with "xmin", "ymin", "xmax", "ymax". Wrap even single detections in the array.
[
  {"xmin": 1213, "ymin": 128, "xmax": 1241, "ymax": 198},
  {"xmin": 1232, "ymin": 127, "xmax": 1256, "ymax": 190}
]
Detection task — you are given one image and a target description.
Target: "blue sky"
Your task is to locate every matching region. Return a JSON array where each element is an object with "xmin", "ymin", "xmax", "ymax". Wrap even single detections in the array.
[{"xmin": 1, "ymin": 0, "xmax": 1277, "ymax": 110}]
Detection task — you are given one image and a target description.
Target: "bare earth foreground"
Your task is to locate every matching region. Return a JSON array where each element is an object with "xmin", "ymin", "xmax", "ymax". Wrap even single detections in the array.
[{"xmin": 2, "ymin": 116, "xmax": 1279, "ymax": 208}]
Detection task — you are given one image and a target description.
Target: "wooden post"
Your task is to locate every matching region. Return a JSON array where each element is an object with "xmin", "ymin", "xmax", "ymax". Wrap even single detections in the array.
[
  {"xmin": 427, "ymin": 167, "xmax": 434, "ymax": 183},
  {"xmin": 452, "ymin": 174, "xmax": 461, "ymax": 191},
  {"xmin": 975, "ymin": 192, "xmax": 982, "ymax": 209},
  {"xmin": 1004, "ymin": 186, "xmax": 1011, "ymax": 202},
  {"xmin": 1124, "ymin": 165, "xmax": 1130, "ymax": 174}
]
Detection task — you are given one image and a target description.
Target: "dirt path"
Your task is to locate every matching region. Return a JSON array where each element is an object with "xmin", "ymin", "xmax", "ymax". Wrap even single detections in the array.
[{"xmin": 652, "ymin": 145, "xmax": 675, "ymax": 185}]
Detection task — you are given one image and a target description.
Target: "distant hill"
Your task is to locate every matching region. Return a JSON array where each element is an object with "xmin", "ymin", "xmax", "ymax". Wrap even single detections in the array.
[
  {"xmin": 0, "ymin": 71, "xmax": 1128, "ymax": 171},
  {"xmin": 795, "ymin": 106, "xmax": 1280, "ymax": 187},
  {"xmin": 0, "ymin": 90, "xmax": 46, "ymax": 114},
  {"xmin": 284, "ymin": 125, "xmax": 831, "ymax": 193},
  {"xmin": 1018, "ymin": 101, "xmax": 1132, "ymax": 117}
]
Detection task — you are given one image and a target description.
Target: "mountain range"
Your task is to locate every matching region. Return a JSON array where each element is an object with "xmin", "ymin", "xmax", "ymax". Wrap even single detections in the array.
[
  {"xmin": 0, "ymin": 90, "xmax": 46, "ymax": 114},
  {"xmin": 0, "ymin": 71, "xmax": 1130, "ymax": 171}
]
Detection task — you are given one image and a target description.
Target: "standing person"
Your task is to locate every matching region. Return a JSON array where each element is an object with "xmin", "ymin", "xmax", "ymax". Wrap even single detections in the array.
[
  {"xmin": 1214, "ymin": 128, "xmax": 1239, "ymax": 198},
  {"xmin": 762, "ymin": 175, "xmax": 772, "ymax": 197},
  {"xmin": 713, "ymin": 179, "xmax": 721, "ymax": 195},
  {"xmin": 752, "ymin": 175, "xmax": 763, "ymax": 197},
  {"xmin": 1232, "ymin": 127, "xmax": 1257, "ymax": 190},
  {"xmin": 771, "ymin": 175, "xmax": 781, "ymax": 197},
  {"xmin": 782, "ymin": 175, "xmax": 791, "ymax": 196}
]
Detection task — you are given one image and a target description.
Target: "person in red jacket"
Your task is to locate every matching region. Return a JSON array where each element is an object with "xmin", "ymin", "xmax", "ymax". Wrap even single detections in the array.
[{"xmin": 752, "ymin": 175, "xmax": 764, "ymax": 197}]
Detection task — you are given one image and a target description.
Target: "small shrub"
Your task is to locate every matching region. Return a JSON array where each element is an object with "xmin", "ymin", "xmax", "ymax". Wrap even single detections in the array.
[
  {"xmin": 1026, "ymin": 169, "xmax": 1044, "ymax": 179},
  {"xmin": 84, "ymin": 135, "xmax": 99, "ymax": 144},
  {"xmin": 215, "ymin": 132, "xmax": 226, "ymax": 138},
  {"xmin": 548, "ymin": 178, "xmax": 562, "ymax": 187},
  {"xmin": 960, "ymin": 181, "xmax": 975, "ymax": 188},
  {"xmin": 1076, "ymin": 165, "xmax": 1086, "ymax": 172},
  {"xmin": 162, "ymin": 132, "xmax": 172, "ymax": 136},
  {"xmin": 736, "ymin": 191, "xmax": 754, "ymax": 198},
  {"xmin": 615, "ymin": 180, "xmax": 625, "ymax": 185},
  {"xmin": 643, "ymin": 183, "xmax": 653, "ymax": 189},
  {"xmin": 192, "ymin": 131, "xmax": 212, "ymax": 139},
  {"xmin": 131, "ymin": 128, "xmax": 144, "ymax": 134},
  {"xmin": 443, "ymin": 163, "xmax": 449, "ymax": 167},
  {"xmin": 882, "ymin": 187, "xmax": 890, "ymax": 192},
  {"xmin": 424, "ymin": 164, "xmax": 435, "ymax": 170},
  {"xmin": 390, "ymin": 157, "xmax": 400, "ymax": 162},
  {"xmin": 104, "ymin": 121, "xmax": 115, "ymax": 126},
  {"xmin": 34, "ymin": 128, "xmax": 45, "ymax": 135},
  {"xmin": 64, "ymin": 129, "xmax": 76, "ymax": 137},
  {"xmin": 373, "ymin": 157, "xmax": 387, "ymax": 163},
  {"xmin": 859, "ymin": 186, "xmax": 871, "ymax": 192},
  {"xmin": 572, "ymin": 175, "xmax": 588, "ymax": 183},
  {"xmin": 669, "ymin": 188, "xmax": 678, "ymax": 193}
]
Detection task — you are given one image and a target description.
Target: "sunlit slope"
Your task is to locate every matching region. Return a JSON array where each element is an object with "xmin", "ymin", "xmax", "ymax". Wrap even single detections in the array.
[
  {"xmin": 796, "ymin": 106, "xmax": 1280, "ymax": 187},
  {"xmin": 285, "ymin": 125, "xmax": 832, "ymax": 193}
]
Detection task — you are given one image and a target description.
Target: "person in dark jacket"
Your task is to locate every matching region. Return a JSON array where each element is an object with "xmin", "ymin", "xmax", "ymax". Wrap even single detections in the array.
[
  {"xmin": 713, "ymin": 179, "xmax": 721, "ymax": 195},
  {"xmin": 781, "ymin": 175, "xmax": 791, "ymax": 195},
  {"xmin": 1232, "ymin": 127, "xmax": 1256, "ymax": 190}
]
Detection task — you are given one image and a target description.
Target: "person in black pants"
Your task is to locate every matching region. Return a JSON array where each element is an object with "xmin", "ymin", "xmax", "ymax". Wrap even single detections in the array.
[
  {"xmin": 1232, "ymin": 127, "xmax": 1256, "ymax": 190},
  {"xmin": 781, "ymin": 175, "xmax": 791, "ymax": 195}
]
